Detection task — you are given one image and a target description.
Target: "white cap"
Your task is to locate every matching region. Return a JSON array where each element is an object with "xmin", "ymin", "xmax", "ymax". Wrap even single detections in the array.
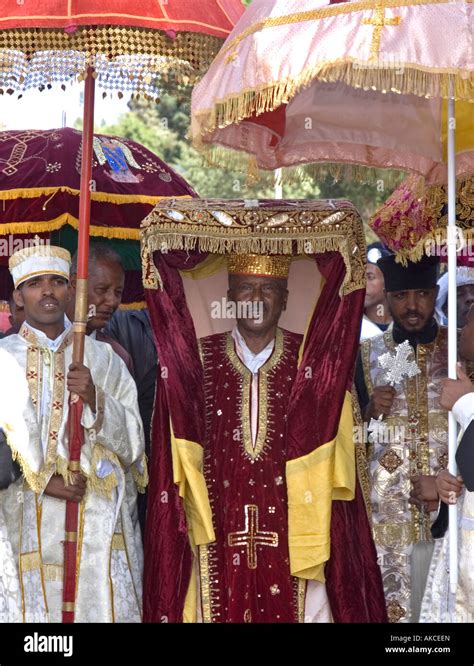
[
  {"xmin": 435, "ymin": 266, "xmax": 474, "ymax": 323},
  {"xmin": 9, "ymin": 245, "xmax": 71, "ymax": 289}
]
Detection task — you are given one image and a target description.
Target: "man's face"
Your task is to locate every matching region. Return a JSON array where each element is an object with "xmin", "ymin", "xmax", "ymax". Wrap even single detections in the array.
[
  {"xmin": 387, "ymin": 287, "xmax": 438, "ymax": 333},
  {"xmin": 441, "ymin": 283, "xmax": 474, "ymax": 328},
  {"xmin": 228, "ymin": 274, "xmax": 288, "ymax": 335},
  {"xmin": 457, "ymin": 284, "xmax": 474, "ymax": 328},
  {"xmin": 85, "ymin": 259, "xmax": 124, "ymax": 330},
  {"xmin": 459, "ymin": 305, "xmax": 474, "ymax": 362},
  {"xmin": 14, "ymin": 274, "xmax": 70, "ymax": 330},
  {"xmin": 365, "ymin": 264, "xmax": 385, "ymax": 309}
]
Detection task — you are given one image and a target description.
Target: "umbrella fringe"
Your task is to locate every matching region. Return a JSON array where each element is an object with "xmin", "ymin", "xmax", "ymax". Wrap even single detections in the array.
[
  {"xmin": 0, "ymin": 212, "xmax": 141, "ymax": 240},
  {"xmin": 195, "ymin": 63, "xmax": 473, "ymax": 139},
  {"xmin": 197, "ymin": 142, "xmax": 405, "ymax": 186},
  {"xmin": 0, "ymin": 28, "xmax": 224, "ymax": 94},
  {"xmin": 0, "ymin": 187, "xmax": 176, "ymax": 206},
  {"xmin": 393, "ymin": 228, "xmax": 474, "ymax": 265}
]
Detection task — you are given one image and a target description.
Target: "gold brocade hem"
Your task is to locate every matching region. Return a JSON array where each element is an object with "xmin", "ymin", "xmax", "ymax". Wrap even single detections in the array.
[
  {"xmin": 141, "ymin": 200, "xmax": 366, "ymax": 297},
  {"xmin": 198, "ymin": 544, "xmax": 212, "ymax": 623},
  {"xmin": 296, "ymin": 578, "xmax": 307, "ymax": 623},
  {"xmin": 351, "ymin": 386, "xmax": 373, "ymax": 523}
]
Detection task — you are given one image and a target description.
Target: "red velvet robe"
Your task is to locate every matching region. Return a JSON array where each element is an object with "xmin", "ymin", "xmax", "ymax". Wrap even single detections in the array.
[{"xmin": 198, "ymin": 328, "xmax": 304, "ymax": 622}]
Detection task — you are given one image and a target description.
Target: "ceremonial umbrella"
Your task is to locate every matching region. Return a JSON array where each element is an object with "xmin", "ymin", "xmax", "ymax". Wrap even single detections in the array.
[
  {"xmin": 0, "ymin": 0, "xmax": 244, "ymax": 622},
  {"xmin": 369, "ymin": 173, "xmax": 474, "ymax": 265},
  {"xmin": 190, "ymin": 0, "xmax": 473, "ymax": 594},
  {"xmin": 191, "ymin": 0, "xmax": 473, "ymax": 182},
  {"xmin": 0, "ymin": 126, "xmax": 197, "ymax": 306}
]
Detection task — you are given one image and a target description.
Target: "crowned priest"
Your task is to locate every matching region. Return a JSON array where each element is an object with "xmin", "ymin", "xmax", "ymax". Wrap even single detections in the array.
[{"xmin": 156, "ymin": 252, "xmax": 388, "ymax": 623}]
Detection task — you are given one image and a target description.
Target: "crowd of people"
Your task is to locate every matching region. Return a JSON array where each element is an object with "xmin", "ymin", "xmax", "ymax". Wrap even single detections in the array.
[{"xmin": 0, "ymin": 240, "xmax": 473, "ymax": 624}]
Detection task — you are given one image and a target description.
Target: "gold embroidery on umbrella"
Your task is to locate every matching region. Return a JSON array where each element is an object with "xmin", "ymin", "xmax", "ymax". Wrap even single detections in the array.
[{"xmin": 362, "ymin": 5, "xmax": 402, "ymax": 59}]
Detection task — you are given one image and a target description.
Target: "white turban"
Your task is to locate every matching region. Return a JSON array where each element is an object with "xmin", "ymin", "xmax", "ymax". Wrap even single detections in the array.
[{"xmin": 435, "ymin": 267, "xmax": 474, "ymax": 325}]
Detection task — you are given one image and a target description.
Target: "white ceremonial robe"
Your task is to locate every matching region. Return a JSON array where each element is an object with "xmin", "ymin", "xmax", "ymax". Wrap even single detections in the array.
[
  {"xmin": 420, "ymin": 392, "xmax": 474, "ymax": 622},
  {"xmin": 0, "ymin": 347, "xmax": 43, "ymax": 623},
  {"xmin": 360, "ymin": 315, "xmax": 385, "ymax": 342},
  {"xmin": 0, "ymin": 322, "xmax": 147, "ymax": 623}
]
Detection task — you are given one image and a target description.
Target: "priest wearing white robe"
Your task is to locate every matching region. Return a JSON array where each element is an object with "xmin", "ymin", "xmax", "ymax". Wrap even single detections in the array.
[{"xmin": 0, "ymin": 245, "xmax": 146, "ymax": 623}]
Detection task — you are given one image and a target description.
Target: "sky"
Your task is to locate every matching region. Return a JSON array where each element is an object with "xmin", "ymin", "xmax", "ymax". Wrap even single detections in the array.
[{"xmin": 0, "ymin": 82, "xmax": 130, "ymax": 131}]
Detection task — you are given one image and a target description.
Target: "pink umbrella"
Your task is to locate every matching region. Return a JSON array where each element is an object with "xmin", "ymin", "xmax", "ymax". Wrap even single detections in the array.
[
  {"xmin": 191, "ymin": 0, "xmax": 473, "ymax": 183},
  {"xmin": 190, "ymin": 0, "xmax": 474, "ymax": 594}
]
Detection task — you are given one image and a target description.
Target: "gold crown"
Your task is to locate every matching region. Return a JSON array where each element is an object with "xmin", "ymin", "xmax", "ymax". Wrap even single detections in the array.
[{"xmin": 227, "ymin": 254, "xmax": 291, "ymax": 279}]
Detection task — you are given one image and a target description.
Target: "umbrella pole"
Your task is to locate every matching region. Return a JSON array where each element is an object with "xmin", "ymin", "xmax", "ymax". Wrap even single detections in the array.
[
  {"xmin": 62, "ymin": 66, "xmax": 95, "ymax": 623},
  {"xmin": 447, "ymin": 83, "xmax": 458, "ymax": 596}
]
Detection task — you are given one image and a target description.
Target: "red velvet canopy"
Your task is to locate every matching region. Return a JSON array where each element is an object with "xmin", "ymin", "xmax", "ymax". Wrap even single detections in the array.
[
  {"xmin": 0, "ymin": 127, "xmax": 197, "ymax": 305},
  {"xmin": 0, "ymin": 0, "xmax": 243, "ymax": 36}
]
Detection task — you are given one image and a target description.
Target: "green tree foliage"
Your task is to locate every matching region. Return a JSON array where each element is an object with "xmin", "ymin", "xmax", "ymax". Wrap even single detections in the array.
[
  {"xmin": 97, "ymin": 107, "xmax": 397, "ymax": 241},
  {"xmin": 91, "ymin": 58, "xmax": 401, "ymax": 239}
]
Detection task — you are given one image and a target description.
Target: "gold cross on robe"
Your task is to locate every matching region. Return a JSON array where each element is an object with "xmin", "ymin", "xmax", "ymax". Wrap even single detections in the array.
[
  {"xmin": 228, "ymin": 504, "xmax": 278, "ymax": 569},
  {"xmin": 362, "ymin": 5, "xmax": 402, "ymax": 59}
]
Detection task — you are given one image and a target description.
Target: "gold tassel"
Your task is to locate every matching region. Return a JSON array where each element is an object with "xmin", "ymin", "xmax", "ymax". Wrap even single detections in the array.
[
  {"xmin": 196, "ymin": 62, "xmax": 473, "ymax": 140},
  {"xmin": 131, "ymin": 454, "xmax": 149, "ymax": 494}
]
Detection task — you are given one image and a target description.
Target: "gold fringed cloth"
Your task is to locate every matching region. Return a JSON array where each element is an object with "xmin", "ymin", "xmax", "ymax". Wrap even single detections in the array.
[
  {"xmin": 190, "ymin": 0, "xmax": 473, "ymax": 183},
  {"xmin": 142, "ymin": 198, "xmax": 387, "ymax": 622},
  {"xmin": 369, "ymin": 173, "xmax": 474, "ymax": 266}
]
